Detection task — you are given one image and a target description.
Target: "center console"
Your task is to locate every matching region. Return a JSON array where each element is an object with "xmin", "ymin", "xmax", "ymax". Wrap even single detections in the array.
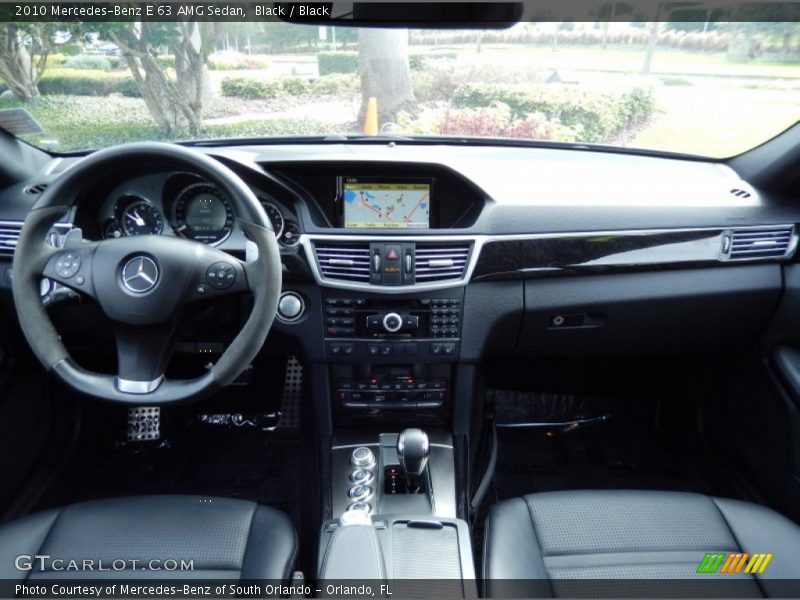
[
  {"xmin": 323, "ymin": 289, "xmax": 463, "ymax": 421},
  {"xmin": 319, "ymin": 428, "xmax": 476, "ymax": 593}
]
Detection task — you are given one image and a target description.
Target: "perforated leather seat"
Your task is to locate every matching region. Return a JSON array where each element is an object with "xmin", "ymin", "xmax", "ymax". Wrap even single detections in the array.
[
  {"xmin": 0, "ymin": 495, "xmax": 297, "ymax": 581},
  {"xmin": 483, "ymin": 490, "xmax": 800, "ymax": 597}
]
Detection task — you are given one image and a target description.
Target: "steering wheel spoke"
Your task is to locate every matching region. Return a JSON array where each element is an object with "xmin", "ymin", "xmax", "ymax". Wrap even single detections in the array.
[{"xmin": 113, "ymin": 324, "xmax": 177, "ymax": 394}]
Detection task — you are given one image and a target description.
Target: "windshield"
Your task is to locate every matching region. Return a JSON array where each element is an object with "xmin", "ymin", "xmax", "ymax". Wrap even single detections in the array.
[{"xmin": 0, "ymin": 21, "xmax": 798, "ymax": 157}]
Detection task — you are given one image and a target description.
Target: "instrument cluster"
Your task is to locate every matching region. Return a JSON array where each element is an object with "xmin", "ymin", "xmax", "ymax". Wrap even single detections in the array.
[{"xmin": 99, "ymin": 172, "xmax": 299, "ymax": 248}]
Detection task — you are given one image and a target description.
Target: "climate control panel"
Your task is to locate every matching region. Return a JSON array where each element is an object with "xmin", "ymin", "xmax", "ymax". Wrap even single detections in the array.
[{"xmin": 337, "ymin": 377, "xmax": 448, "ymax": 410}]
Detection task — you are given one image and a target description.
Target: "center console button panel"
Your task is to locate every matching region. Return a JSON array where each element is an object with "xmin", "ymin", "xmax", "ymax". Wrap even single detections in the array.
[
  {"xmin": 338, "ymin": 377, "xmax": 447, "ymax": 410},
  {"xmin": 324, "ymin": 295, "xmax": 462, "ymax": 362}
]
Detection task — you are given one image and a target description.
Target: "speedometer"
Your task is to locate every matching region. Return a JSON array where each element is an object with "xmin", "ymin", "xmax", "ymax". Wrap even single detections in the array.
[
  {"xmin": 260, "ymin": 201, "xmax": 285, "ymax": 239},
  {"xmin": 172, "ymin": 182, "xmax": 234, "ymax": 245},
  {"xmin": 117, "ymin": 197, "xmax": 163, "ymax": 237}
]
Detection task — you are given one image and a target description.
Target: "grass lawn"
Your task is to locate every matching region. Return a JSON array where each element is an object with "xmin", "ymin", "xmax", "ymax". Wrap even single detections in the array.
[
  {"xmin": 0, "ymin": 95, "xmax": 343, "ymax": 151},
  {"xmin": 632, "ymin": 81, "xmax": 799, "ymax": 156},
  {"xmin": 422, "ymin": 44, "xmax": 800, "ymax": 79}
]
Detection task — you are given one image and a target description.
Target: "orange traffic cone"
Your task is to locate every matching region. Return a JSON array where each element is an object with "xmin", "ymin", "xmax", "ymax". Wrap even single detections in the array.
[{"xmin": 363, "ymin": 97, "xmax": 378, "ymax": 135}]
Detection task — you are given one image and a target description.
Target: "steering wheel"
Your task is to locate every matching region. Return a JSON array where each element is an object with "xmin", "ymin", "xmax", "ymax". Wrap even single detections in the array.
[{"xmin": 12, "ymin": 142, "xmax": 282, "ymax": 404}]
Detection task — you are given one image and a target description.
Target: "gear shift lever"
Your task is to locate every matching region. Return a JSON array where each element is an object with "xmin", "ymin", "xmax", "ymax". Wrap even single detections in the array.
[{"xmin": 396, "ymin": 428, "xmax": 429, "ymax": 492}]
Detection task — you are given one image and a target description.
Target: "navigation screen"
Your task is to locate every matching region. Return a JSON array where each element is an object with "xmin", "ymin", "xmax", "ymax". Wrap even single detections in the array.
[{"xmin": 341, "ymin": 180, "xmax": 430, "ymax": 229}]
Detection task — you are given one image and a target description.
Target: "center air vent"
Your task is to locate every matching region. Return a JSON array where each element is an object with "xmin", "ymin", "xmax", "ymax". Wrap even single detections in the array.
[
  {"xmin": 0, "ymin": 221, "xmax": 22, "ymax": 257},
  {"xmin": 728, "ymin": 226, "xmax": 794, "ymax": 260},
  {"xmin": 414, "ymin": 242, "xmax": 472, "ymax": 282},
  {"xmin": 313, "ymin": 241, "xmax": 371, "ymax": 282}
]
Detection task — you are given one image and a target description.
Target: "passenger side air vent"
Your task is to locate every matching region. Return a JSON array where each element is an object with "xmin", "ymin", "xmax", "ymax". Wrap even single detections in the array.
[
  {"xmin": 414, "ymin": 242, "xmax": 472, "ymax": 282},
  {"xmin": 24, "ymin": 183, "xmax": 48, "ymax": 195},
  {"xmin": 728, "ymin": 227, "xmax": 794, "ymax": 260},
  {"xmin": 313, "ymin": 241, "xmax": 371, "ymax": 282},
  {"xmin": 0, "ymin": 221, "xmax": 22, "ymax": 257}
]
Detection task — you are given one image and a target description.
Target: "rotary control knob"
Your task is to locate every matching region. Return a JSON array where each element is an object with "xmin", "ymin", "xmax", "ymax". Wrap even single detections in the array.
[
  {"xmin": 277, "ymin": 291, "xmax": 304, "ymax": 322},
  {"xmin": 348, "ymin": 484, "xmax": 374, "ymax": 501},
  {"xmin": 382, "ymin": 312, "xmax": 403, "ymax": 333},
  {"xmin": 350, "ymin": 468, "xmax": 374, "ymax": 485},
  {"xmin": 351, "ymin": 446, "xmax": 376, "ymax": 468}
]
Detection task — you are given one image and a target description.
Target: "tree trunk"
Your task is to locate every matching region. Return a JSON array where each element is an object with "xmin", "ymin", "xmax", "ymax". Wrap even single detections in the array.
[
  {"xmin": 641, "ymin": 21, "xmax": 660, "ymax": 75},
  {"xmin": 358, "ymin": 29, "xmax": 416, "ymax": 126},
  {"xmin": 110, "ymin": 23, "xmax": 216, "ymax": 137},
  {"xmin": 0, "ymin": 26, "xmax": 41, "ymax": 101}
]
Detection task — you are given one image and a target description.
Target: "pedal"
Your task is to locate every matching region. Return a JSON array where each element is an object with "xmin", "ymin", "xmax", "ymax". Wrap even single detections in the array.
[
  {"xmin": 277, "ymin": 355, "xmax": 302, "ymax": 429},
  {"xmin": 127, "ymin": 406, "xmax": 161, "ymax": 441}
]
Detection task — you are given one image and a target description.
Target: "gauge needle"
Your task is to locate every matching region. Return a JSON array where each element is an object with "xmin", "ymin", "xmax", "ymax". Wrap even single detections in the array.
[{"xmin": 126, "ymin": 211, "xmax": 145, "ymax": 226}]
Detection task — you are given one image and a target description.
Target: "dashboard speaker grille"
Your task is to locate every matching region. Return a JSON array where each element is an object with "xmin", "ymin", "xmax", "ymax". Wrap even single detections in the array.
[
  {"xmin": 0, "ymin": 222, "xmax": 22, "ymax": 257},
  {"xmin": 729, "ymin": 227, "xmax": 794, "ymax": 260},
  {"xmin": 313, "ymin": 241, "xmax": 371, "ymax": 282},
  {"xmin": 414, "ymin": 242, "xmax": 472, "ymax": 282}
]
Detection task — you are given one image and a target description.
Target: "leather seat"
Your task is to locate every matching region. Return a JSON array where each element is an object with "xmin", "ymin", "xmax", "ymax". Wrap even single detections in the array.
[
  {"xmin": 0, "ymin": 495, "xmax": 297, "ymax": 580},
  {"xmin": 484, "ymin": 490, "xmax": 800, "ymax": 597}
]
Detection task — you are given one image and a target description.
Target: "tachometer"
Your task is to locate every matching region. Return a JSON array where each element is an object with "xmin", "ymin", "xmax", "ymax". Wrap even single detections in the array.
[
  {"xmin": 119, "ymin": 198, "xmax": 163, "ymax": 236},
  {"xmin": 172, "ymin": 182, "xmax": 234, "ymax": 245},
  {"xmin": 261, "ymin": 201, "xmax": 285, "ymax": 239}
]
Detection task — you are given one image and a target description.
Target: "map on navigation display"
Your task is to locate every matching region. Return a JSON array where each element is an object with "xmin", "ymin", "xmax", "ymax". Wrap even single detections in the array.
[{"xmin": 342, "ymin": 181, "xmax": 430, "ymax": 229}]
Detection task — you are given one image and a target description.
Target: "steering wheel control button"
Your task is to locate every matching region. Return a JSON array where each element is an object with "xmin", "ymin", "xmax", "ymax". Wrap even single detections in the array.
[
  {"xmin": 206, "ymin": 262, "xmax": 236, "ymax": 290},
  {"xmin": 54, "ymin": 252, "xmax": 81, "ymax": 279},
  {"xmin": 277, "ymin": 291, "xmax": 304, "ymax": 322},
  {"xmin": 351, "ymin": 446, "xmax": 376, "ymax": 469},
  {"xmin": 121, "ymin": 255, "xmax": 159, "ymax": 293}
]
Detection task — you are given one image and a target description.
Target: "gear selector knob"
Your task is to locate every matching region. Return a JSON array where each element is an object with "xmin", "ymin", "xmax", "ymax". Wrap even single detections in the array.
[{"xmin": 397, "ymin": 428, "xmax": 430, "ymax": 479}]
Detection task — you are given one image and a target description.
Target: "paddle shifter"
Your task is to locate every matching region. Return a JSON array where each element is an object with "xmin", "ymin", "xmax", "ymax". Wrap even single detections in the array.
[{"xmin": 396, "ymin": 428, "xmax": 430, "ymax": 492}]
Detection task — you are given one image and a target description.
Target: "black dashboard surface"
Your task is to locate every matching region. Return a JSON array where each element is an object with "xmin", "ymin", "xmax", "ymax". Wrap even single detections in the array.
[{"xmin": 2, "ymin": 142, "xmax": 800, "ymax": 234}]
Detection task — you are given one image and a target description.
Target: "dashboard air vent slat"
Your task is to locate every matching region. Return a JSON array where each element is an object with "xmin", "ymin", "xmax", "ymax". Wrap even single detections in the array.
[
  {"xmin": 729, "ymin": 188, "xmax": 752, "ymax": 199},
  {"xmin": 0, "ymin": 222, "xmax": 22, "ymax": 257},
  {"xmin": 24, "ymin": 183, "xmax": 48, "ymax": 195},
  {"xmin": 729, "ymin": 227, "xmax": 794, "ymax": 260},
  {"xmin": 414, "ymin": 242, "xmax": 472, "ymax": 282},
  {"xmin": 313, "ymin": 242, "xmax": 371, "ymax": 282}
]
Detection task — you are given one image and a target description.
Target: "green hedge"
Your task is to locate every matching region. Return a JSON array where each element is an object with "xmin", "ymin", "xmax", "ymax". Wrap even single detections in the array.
[
  {"xmin": 408, "ymin": 52, "xmax": 457, "ymax": 70},
  {"xmin": 311, "ymin": 73, "xmax": 359, "ymax": 95},
  {"xmin": 221, "ymin": 77, "xmax": 283, "ymax": 99},
  {"xmin": 63, "ymin": 54, "xmax": 119, "ymax": 71},
  {"xmin": 318, "ymin": 51, "xmax": 358, "ymax": 75},
  {"xmin": 60, "ymin": 43, "xmax": 82, "ymax": 56},
  {"xmin": 452, "ymin": 82, "xmax": 655, "ymax": 143},
  {"xmin": 38, "ymin": 69, "xmax": 140, "ymax": 98},
  {"xmin": 221, "ymin": 76, "xmax": 313, "ymax": 99},
  {"xmin": 156, "ymin": 55, "xmax": 176, "ymax": 69}
]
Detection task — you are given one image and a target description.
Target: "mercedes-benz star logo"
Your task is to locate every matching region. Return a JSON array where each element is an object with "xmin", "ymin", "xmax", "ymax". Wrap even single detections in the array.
[{"xmin": 121, "ymin": 256, "xmax": 159, "ymax": 293}]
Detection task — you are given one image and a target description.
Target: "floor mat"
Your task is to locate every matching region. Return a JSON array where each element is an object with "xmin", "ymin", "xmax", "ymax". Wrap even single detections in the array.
[
  {"xmin": 34, "ymin": 426, "xmax": 301, "ymax": 515},
  {"xmin": 490, "ymin": 390, "xmax": 748, "ymax": 501}
]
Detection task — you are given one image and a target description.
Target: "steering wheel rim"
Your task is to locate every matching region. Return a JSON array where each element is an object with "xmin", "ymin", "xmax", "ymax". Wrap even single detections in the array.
[{"xmin": 11, "ymin": 142, "xmax": 282, "ymax": 404}]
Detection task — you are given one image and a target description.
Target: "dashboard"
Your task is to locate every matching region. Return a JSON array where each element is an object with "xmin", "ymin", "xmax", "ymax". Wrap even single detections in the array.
[{"xmin": 1, "ymin": 141, "xmax": 800, "ymax": 418}]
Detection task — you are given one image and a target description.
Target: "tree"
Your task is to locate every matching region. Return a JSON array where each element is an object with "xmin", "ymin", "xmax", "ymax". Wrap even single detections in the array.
[
  {"xmin": 98, "ymin": 22, "xmax": 219, "ymax": 136},
  {"xmin": 0, "ymin": 24, "xmax": 64, "ymax": 101},
  {"xmin": 358, "ymin": 29, "xmax": 415, "ymax": 126}
]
